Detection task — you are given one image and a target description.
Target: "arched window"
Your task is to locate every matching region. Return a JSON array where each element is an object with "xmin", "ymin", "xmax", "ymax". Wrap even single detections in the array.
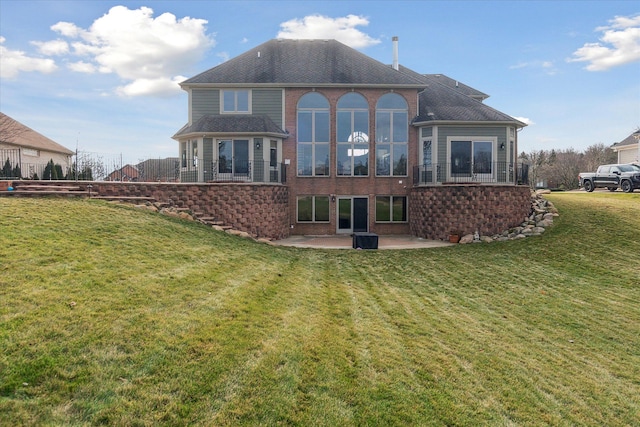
[
  {"xmin": 375, "ymin": 93, "xmax": 408, "ymax": 176},
  {"xmin": 337, "ymin": 92, "xmax": 369, "ymax": 176},
  {"xmin": 297, "ymin": 92, "xmax": 329, "ymax": 176}
]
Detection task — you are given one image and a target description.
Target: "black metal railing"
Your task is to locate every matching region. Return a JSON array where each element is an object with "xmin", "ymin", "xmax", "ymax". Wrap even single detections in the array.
[
  {"xmin": 181, "ymin": 160, "xmax": 286, "ymax": 184},
  {"xmin": 413, "ymin": 161, "xmax": 529, "ymax": 186}
]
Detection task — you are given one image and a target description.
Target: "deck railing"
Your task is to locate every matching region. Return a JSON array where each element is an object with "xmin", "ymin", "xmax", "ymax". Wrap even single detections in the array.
[{"xmin": 413, "ymin": 161, "xmax": 529, "ymax": 186}]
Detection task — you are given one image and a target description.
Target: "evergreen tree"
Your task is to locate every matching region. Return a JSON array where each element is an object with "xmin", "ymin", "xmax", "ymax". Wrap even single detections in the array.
[{"xmin": 2, "ymin": 158, "xmax": 12, "ymax": 177}]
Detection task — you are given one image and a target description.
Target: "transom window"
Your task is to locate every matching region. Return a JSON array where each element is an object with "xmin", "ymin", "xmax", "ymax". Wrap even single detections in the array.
[
  {"xmin": 222, "ymin": 90, "xmax": 250, "ymax": 113},
  {"xmin": 297, "ymin": 92, "xmax": 330, "ymax": 176},
  {"xmin": 375, "ymin": 196, "xmax": 407, "ymax": 222},
  {"xmin": 375, "ymin": 93, "xmax": 408, "ymax": 176},
  {"xmin": 337, "ymin": 92, "xmax": 369, "ymax": 176},
  {"xmin": 297, "ymin": 196, "xmax": 330, "ymax": 222}
]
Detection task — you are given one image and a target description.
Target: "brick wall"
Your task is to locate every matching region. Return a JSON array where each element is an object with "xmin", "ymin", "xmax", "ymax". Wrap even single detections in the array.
[{"xmin": 410, "ymin": 185, "xmax": 531, "ymax": 240}]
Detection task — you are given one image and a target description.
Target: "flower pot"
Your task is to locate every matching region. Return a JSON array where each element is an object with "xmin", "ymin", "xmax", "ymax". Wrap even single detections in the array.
[{"xmin": 449, "ymin": 234, "xmax": 460, "ymax": 243}]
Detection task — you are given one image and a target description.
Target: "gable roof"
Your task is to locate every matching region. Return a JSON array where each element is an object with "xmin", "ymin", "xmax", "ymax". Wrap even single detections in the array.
[
  {"xmin": 173, "ymin": 114, "xmax": 288, "ymax": 139},
  {"xmin": 413, "ymin": 77, "xmax": 525, "ymax": 127},
  {"xmin": 182, "ymin": 39, "xmax": 427, "ymax": 88},
  {"xmin": 0, "ymin": 112, "xmax": 73, "ymax": 155},
  {"xmin": 612, "ymin": 131, "xmax": 640, "ymax": 149}
]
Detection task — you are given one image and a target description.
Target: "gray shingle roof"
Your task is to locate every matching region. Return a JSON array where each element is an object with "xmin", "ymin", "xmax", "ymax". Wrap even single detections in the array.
[
  {"xmin": 173, "ymin": 114, "xmax": 287, "ymax": 138},
  {"xmin": 612, "ymin": 132, "xmax": 640, "ymax": 148},
  {"xmin": 182, "ymin": 39, "xmax": 427, "ymax": 87},
  {"xmin": 413, "ymin": 78, "xmax": 525, "ymax": 126},
  {"xmin": 424, "ymin": 74, "xmax": 489, "ymax": 100},
  {"xmin": 0, "ymin": 112, "xmax": 74, "ymax": 155}
]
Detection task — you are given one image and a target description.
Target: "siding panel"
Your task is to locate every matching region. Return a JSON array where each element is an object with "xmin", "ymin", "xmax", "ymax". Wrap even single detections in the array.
[
  {"xmin": 192, "ymin": 89, "xmax": 220, "ymax": 123},
  {"xmin": 253, "ymin": 89, "xmax": 283, "ymax": 127}
]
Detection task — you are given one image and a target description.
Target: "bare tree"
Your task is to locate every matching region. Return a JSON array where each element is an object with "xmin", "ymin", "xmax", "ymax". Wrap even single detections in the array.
[
  {"xmin": 0, "ymin": 113, "xmax": 28, "ymax": 143},
  {"xmin": 582, "ymin": 143, "xmax": 616, "ymax": 172},
  {"xmin": 543, "ymin": 149, "xmax": 583, "ymax": 190}
]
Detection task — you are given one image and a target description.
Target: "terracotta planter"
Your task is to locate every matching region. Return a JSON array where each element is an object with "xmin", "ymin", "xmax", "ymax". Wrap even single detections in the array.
[
  {"xmin": 0, "ymin": 181, "xmax": 11, "ymax": 191},
  {"xmin": 449, "ymin": 234, "xmax": 460, "ymax": 243}
]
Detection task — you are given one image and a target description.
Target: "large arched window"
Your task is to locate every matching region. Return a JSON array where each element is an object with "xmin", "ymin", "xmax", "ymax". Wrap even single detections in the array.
[
  {"xmin": 375, "ymin": 93, "xmax": 408, "ymax": 176},
  {"xmin": 337, "ymin": 92, "xmax": 369, "ymax": 176},
  {"xmin": 297, "ymin": 92, "xmax": 329, "ymax": 176}
]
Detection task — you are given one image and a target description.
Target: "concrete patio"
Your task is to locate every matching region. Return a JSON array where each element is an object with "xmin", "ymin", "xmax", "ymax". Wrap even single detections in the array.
[{"xmin": 272, "ymin": 235, "xmax": 454, "ymax": 250}]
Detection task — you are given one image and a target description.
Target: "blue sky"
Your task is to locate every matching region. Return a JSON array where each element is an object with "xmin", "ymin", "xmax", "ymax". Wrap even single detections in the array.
[{"xmin": 1, "ymin": 0, "xmax": 639, "ymax": 162}]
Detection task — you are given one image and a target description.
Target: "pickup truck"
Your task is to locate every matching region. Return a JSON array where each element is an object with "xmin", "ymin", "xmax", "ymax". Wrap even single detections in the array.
[{"xmin": 578, "ymin": 163, "xmax": 640, "ymax": 193}]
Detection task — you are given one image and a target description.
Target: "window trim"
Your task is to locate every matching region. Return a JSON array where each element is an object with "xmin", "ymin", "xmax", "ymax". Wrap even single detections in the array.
[
  {"xmin": 337, "ymin": 93, "xmax": 370, "ymax": 177},
  {"xmin": 221, "ymin": 89, "xmax": 251, "ymax": 114},
  {"xmin": 375, "ymin": 195, "xmax": 408, "ymax": 223},
  {"xmin": 297, "ymin": 195, "xmax": 331, "ymax": 223},
  {"xmin": 297, "ymin": 92, "xmax": 330, "ymax": 177},
  {"xmin": 446, "ymin": 136, "xmax": 498, "ymax": 181},
  {"xmin": 375, "ymin": 93, "xmax": 408, "ymax": 177}
]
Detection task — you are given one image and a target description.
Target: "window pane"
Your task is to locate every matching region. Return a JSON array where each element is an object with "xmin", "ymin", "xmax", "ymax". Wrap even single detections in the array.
[
  {"xmin": 337, "ymin": 111, "xmax": 352, "ymax": 142},
  {"xmin": 337, "ymin": 144, "xmax": 351, "ymax": 176},
  {"xmin": 376, "ymin": 112, "xmax": 390, "ymax": 143},
  {"xmin": 474, "ymin": 141, "xmax": 493, "ymax": 174},
  {"xmin": 299, "ymin": 92, "xmax": 329, "ymax": 108},
  {"xmin": 298, "ymin": 197, "xmax": 312, "ymax": 222},
  {"xmin": 223, "ymin": 91, "xmax": 235, "ymax": 112},
  {"xmin": 393, "ymin": 197, "xmax": 407, "ymax": 222},
  {"xmin": 423, "ymin": 140, "xmax": 432, "ymax": 165},
  {"xmin": 392, "ymin": 111, "xmax": 408, "ymax": 142},
  {"xmin": 297, "ymin": 144, "xmax": 313, "ymax": 176},
  {"xmin": 377, "ymin": 93, "xmax": 407, "ymax": 109},
  {"xmin": 393, "ymin": 144, "xmax": 407, "ymax": 175},
  {"xmin": 451, "ymin": 141, "xmax": 472, "ymax": 175},
  {"xmin": 338, "ymin": 92, "xmax": 367, "ymax": 109},
  {"xmin": 315, "ymin": 111, "xmax": 329, "ymax": 142},
  {"xmin": 353, "ymin": 144, "xmax": 368, "ymax": 176},
  {"xmin": 237, "ymin": 91, "xmax": 249, "ymax": 112},
  {"xmin": 298, "ymin": 112, "xmax": 312, "ymax": 142},
  {"xmin": 376, "ymin": 144, "xmax": 391, "ymax": 175},
  {"xmin": 376, "ymin": 196, "xmax": 391, "ymax": 221},
  {"xmin": 354, "ymin": 111, "xmax": 368, "ymax": 135},
  {"xmin": 234, "ymin": 140, "xmax": 249, "ymax": 174},
  {"xmin": 315, "ymin": 143, "xmax": 329, "ymax": 176},
  {"xmin": 315, "ymin": 197, "xmax": 330, "ymax": 222},
  {"xmin": 219, "ymin": 140, "xmax": 232, "ymax": 173}
]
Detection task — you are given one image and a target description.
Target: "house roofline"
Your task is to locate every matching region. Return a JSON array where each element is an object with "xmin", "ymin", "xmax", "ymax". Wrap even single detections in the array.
[
  {"xmin": 172, "ymin": 131, "xmax": 290, "ymax": 141},
  {"xmin": 181, "ymin": 83, "xmax": 426, "ymax": 90},
  {"xmin": 412, "ymin": 119, "xmax": 527, "ymax": 128}
]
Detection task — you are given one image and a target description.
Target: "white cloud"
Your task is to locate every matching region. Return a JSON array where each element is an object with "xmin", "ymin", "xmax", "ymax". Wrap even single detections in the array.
[
  {"xmin": 67, "ymin": 61, "xmax": 97, "ymax": 73},
  {"xmin": 116, "ymin": 75, "xmax": 187, "ymax": 97},
  {"xmin": 514, "ymin": 116, "xmax": 535, "ymax": 126},
  {"xmin": 31, "ymin": 39, "xmax": 69, "ymax": 56},
  {"xmin": 569, "ymin": 14, "xmax": 640, "ymax": 71},
  {"xmin": 32, "ymin": 5, "xmax": 214, "ymax": 96},
  {"xmin": 277, "ymin": 14, "xmax": 381, "ymax": 48},
  {"xmin": 0, "ymin": 36, "xmax": 57, "ymax": 79}
]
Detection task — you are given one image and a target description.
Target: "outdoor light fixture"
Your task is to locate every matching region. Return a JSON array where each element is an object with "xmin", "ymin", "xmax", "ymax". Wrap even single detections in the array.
[
  {"xmin": 255, "ymin": 141, "xmax": 261, "ymax": 149},
  {"xmin": 500, "ymin": 142, "xmax": 505, "ymax": 150}
]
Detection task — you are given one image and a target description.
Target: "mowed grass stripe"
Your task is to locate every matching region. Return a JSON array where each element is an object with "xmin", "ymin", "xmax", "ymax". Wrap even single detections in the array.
[{"xmin": 1, "ymin": 194, "xmax": 639, "ymax": 426}]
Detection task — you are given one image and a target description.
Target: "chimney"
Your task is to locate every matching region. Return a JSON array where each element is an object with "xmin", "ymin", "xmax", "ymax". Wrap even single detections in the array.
[{"xmin": 392, "ymin": 36, "xmax": 399, "ymax": 70}]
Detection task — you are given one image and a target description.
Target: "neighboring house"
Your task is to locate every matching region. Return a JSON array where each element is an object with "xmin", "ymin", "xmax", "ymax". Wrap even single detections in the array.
[
  {"xmin": 104, "ymin": 158, "xmax": 181, "ymax": 182},
  {"xmin": 105, "ymin": 164, "xmax": 139, "ymax": 182},
  {"xmin": 0, "ymin": 112, "xmax": 73, "ymax": 179},
  {"xmin": 173, "ymin": 38, "xmax": 526, "ymax": 236},
  {"xmin": 612, "ymin": 131, "xmax": 640, "ymax": 164}
]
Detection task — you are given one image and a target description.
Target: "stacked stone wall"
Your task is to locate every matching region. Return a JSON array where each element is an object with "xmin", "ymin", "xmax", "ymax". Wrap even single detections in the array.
[{"xmin": 410, "ymin": 185, "xmax": 531, "ymax": 240}]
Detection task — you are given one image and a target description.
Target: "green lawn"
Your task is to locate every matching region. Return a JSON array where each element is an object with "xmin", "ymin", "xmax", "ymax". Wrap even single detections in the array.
[{"xmin": 1, "ymin": 193, "xmax": 639, "ymax": 426}]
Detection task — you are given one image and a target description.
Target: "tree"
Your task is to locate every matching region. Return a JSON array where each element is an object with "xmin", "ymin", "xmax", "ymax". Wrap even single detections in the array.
[
  {"xmin": 543, "ymin": 149, "xmax": 583, "ymax": 190},
  {"xmin": 582, "ymin": 143, "xmax": 616, "ymax": 172},
  {"xmin": 1, "ymin": 158, "xmax": 11, "ymax": 177}
]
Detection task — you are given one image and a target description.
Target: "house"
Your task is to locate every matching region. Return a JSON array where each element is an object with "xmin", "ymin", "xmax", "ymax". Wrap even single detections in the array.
[
  {"xmin": 173, "ymin": 38, "xmax": 528, "ymax": 238},
  {"xmin": 0, "ymin": 112, "xmax": 73, "ymax": 179},
  {"xmin": 612, "ymin": 131, "xmax": 640, "ymax": 164},
  {"xmin": 105, "ymin": 164, "xmax": 140, "ymax": 182},
  {"xmin": 104, "ymin": 158, "xmax": 181, "ymax": 182}
]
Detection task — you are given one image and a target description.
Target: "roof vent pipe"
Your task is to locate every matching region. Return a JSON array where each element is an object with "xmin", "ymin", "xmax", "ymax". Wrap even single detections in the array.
[{"xmin": 392, "ymin": 36, "xmax": 399, "ymax": 70}]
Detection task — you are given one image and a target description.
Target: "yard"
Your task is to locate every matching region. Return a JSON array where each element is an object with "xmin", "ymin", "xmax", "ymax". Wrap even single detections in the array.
[{"xmin": 1, "ymin": 192, "xmax": 639, "ymax": 426}]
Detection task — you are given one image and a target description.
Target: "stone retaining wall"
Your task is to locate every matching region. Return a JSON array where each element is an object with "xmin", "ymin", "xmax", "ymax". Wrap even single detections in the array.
[
  {"xmin": 11, "ymin": 181, "xmax": 290, "ymax": 240},
  {"xmin": 409, "ymin": 185, "xmax": 531, "ymax": 240}
]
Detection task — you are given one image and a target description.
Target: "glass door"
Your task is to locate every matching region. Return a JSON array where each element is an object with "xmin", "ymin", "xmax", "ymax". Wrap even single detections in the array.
[{"xmin": 337, "ymin": 197, "xmax": 368, "ymax": 234}]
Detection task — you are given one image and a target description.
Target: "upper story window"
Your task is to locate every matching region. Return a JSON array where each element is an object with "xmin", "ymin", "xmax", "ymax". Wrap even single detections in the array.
[
  {"xmin": 297, "ymin": 92, "xmax": 330, "ymax": 176},
  {"xmin": 222, "ymin": 90, "xmax": 250, "ymax": 113},
  {"xmin": 337, "ymin": 92, "xmax": 369, "ymax": 176},
  {"xmin": 375, "ymin": 93, "xmax": 408, "ymax": 176}
]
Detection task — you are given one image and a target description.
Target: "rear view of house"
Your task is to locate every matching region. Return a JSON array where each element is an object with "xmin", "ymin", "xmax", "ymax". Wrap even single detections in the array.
[{"xmin": 173, "ymin": 38, "xmax": 530, "ymax": 239}]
